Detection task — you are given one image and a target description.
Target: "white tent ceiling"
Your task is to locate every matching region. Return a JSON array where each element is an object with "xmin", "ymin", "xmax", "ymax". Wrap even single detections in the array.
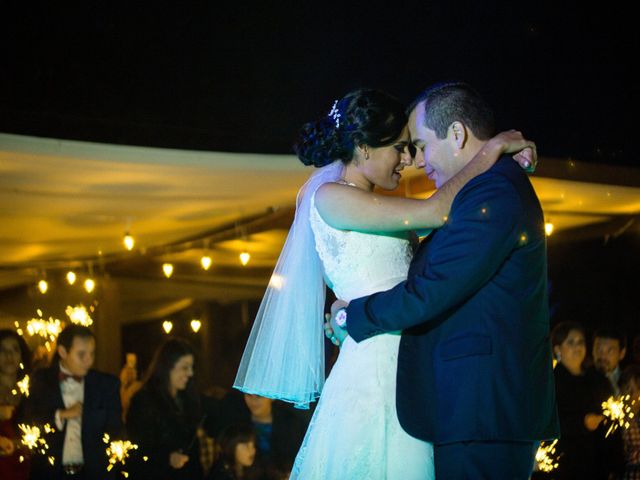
[{"xmin": 1, "ymin": 133, "xmax": 638, "ymax": 327}]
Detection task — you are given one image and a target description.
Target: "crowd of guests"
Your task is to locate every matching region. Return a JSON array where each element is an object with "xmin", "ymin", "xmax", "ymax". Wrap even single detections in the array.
[
  {"xmin": 0, "ymin": 325, "xmax": 310, "ymax": 480},
  {"xmin": 3, "ymin": 321, "xmax": 640, "ymax": 479}
]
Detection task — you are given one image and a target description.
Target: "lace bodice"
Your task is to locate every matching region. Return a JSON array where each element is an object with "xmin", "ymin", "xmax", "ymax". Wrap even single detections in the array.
[{"xmin": 310, "ymin": 189, "xmax": 413, "ymax": 301}]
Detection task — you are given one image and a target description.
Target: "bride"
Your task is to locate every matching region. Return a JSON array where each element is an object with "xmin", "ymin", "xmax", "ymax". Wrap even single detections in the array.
[{"xmin": 234, "ymin": 89, "xmax": 535, "ymax": 479}]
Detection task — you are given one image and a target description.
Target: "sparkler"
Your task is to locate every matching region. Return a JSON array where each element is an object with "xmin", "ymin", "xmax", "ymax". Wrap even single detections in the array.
[
  {"xmin": 24, "ymin": 311, "xmax": 62, "ymax": 342},
  {"xmin": 602, "ymin": 394, "xmax": 636, "ymax": 437},
  {"xmin": 18, "ymin": 423, "xmax": 55, "ymax": 458},
  {"xmin": 65, "ymin": 305, "xmax": 94, "ymax": 327},
  {"xmin": 103, "ymin": 433, "xmax": 139, "ymax": 474},
  {"xmin": 535, "ymin": 439, "xmax": 560, "ymax": 472},
  {"xmin": 11, "ymin": 375, "xmax": 30, "ymax": 397}
]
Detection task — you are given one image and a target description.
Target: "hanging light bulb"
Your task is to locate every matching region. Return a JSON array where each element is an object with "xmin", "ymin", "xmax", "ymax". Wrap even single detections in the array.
[
  {"xmin": 123, "ymin": 232, "xmax": 135, "ymax": 251},
  {"xmin": 545, "ymin": 222, "xmax": 554, "ymax": 236},
  {"xmin": 190, "ymin": 319, "xmax": 202, "ymax": 333},
  {"xmin": 162, "ymin": 263, "xmax": 174, "ymax": 278},
  {"xmin": 66, "ymin": 271, "xmax": 76, "ymax": 285},
  {"xmin": 38, "ymin": 280, "xmax": 48, "ymax": 294},
  {"xmin": 200, "ymin": 255, "xmax": 212, "ymax": 270},
  {"xmin": 162, "ymin": 320, "xmax": 173, "ymax": 334},
  {"xmin": 239, "ymin": 252, "xmax": 250, "ymax": 266},
  {"xmin": 84, "ymin": 278, "xmax": 96, "ymax": 293}
]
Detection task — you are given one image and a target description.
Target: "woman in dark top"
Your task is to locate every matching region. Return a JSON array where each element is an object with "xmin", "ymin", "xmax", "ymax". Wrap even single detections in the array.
[
  {"xmin": 127, "ymin": 338, "xmax": 204, "ymax": 479},
  {"xmin": 0, "ymin": 330, "xmax": 31, "ymax": 480},
  {"xmin": 551, "ymin": 321, "xmax": 613, "ymax": 479}
]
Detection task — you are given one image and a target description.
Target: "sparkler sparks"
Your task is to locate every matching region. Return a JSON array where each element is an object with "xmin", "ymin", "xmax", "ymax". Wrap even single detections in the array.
[
  {"xmin": 24, "ymin": 311, "xmax": 62, "ymax": 342},
  {"xmin": 535, "ymin": 439, "xmax": 560, "ymax": 472},
  {"xmin": 103, "ymin": 434, "xmax": 139, "ymax": 474},
  {"xmin": 65, "ymin": 304, "xmax": 94, "ymax": 327},
  {"xmin": 18, "ymin": 423, "xmax": 54, "ymax": 452},
  {"xmin": 602, "ymin": 395, "xmax": 636, "ymax": 437},
  {"xmin": 12, "ymin": 375, "xmax": 30, "ymax": 397}
]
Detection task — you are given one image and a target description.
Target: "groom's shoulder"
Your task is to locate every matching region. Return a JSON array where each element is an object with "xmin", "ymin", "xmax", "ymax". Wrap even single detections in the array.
[{"xmin": 458, "ymin": 156, "xmax": 520, "ymax": 199}]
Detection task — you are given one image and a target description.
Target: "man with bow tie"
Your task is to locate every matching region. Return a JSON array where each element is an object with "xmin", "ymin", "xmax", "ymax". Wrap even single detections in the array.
[{"xmin": 25, "ymin": 324, "xmax": 122, "ymax": 479}]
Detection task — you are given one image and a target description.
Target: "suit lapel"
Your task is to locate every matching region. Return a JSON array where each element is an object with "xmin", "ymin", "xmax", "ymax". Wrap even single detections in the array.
[
  {"xmin": 81, "ymin": 370, "xmax": 95, "ymax": 447},
  {"xmin": 48, "ymin": 366, "xmax": 66, "ymax": 411}
]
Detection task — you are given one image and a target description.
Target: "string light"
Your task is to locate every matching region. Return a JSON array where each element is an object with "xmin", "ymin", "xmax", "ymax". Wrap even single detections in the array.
[
  {"xmin": 84, "ymin": 278, "xmax": 96, "ymax": 293},
  {"xmin": 123, "ymin": 233, "xmax": 135, "ymax": 251},
  {"xmin": 190, "ymin": 319, "xmax": 202, "ymax": 333},
  {"xmin": 200, "ymin": 255, "xmax": 212, "ymax": 270},
  {"xmin": 66, "ymin": 271, "xmax": 76, "ymax": 285},
  {"xmin": 162, "ymin": 320, "xmax": 173, "ymax": 334},
  {"xmin": 162, "ymin": 263, "xmax": 174, "ymax": 278},
  {"xmin": 38, "ymin": 280, "xmax": 48, "ymax": 294},
  {"xmin": 545, "ymin": 222, "xmax": 554, "ymax": 236},
  {"xmin": 239, "ymin": 252, "xmax": 250, "ymax": 266}
]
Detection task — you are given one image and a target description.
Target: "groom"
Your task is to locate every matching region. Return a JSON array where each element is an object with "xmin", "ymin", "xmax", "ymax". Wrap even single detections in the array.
[{"xmin": 329, "ymin": 82, "xmax": 559, "ymax": 478}]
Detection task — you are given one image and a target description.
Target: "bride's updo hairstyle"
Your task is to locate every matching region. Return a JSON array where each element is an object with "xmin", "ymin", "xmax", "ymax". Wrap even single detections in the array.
[{"xmin": 295, "ymin": 89, "xmax": 407, "ymax": 168}]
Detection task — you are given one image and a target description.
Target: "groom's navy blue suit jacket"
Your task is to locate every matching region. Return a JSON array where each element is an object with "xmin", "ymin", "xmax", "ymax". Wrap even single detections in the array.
[{"xmin": 347, "ymin": 156, "xmax": 560, "ymax": 444}]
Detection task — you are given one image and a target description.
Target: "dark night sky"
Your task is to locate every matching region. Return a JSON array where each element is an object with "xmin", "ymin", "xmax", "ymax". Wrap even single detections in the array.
[{"xmin": 0, "ymin": 1, "xmax": 635, "ymax": 166}]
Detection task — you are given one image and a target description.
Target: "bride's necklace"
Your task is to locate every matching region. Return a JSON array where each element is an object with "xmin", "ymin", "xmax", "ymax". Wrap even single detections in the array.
[{"xmin": 337, "ymin": 178, "xmax": 357, "ymax": 187}]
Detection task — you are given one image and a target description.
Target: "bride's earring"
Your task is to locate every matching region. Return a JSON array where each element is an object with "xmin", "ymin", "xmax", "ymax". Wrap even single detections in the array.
[{"xmin": 555, "ymin": 352, "xmax": 562, "ymax": 362}]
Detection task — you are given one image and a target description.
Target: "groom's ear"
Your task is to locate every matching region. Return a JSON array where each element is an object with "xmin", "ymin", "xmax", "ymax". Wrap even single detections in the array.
[{"xmin": 449, "ymin": 121, "xmax": 467, "ymax": 150}]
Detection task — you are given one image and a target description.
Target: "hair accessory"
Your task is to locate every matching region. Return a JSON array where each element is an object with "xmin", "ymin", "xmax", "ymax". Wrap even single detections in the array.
[{"xmin": 328, "ymin": 100, "xmax": 341, "ymax": 129}]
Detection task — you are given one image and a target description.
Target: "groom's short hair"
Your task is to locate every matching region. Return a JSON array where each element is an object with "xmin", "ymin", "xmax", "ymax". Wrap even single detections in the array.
[{"xmin": 408, "ymin": 82, "xmax": 495, "ymax": 141}]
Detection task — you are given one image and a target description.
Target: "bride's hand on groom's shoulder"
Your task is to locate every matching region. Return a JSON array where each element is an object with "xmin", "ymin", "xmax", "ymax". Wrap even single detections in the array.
[{"xmin": 490, "ymin": 130, "xmax": 538, "ymax": 173}]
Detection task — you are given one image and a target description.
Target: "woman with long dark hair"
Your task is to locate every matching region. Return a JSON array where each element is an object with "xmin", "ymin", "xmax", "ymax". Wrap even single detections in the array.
[
  {"xmin": 550, "ymin": 321, "xmax": 614, "ymax": 479},
  {"xmin": 127, "ymin": 338, "xmax": 204, "ymax": 479}
]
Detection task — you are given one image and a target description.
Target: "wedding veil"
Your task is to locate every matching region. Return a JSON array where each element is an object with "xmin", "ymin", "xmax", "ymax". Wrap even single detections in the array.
[{"xmin": 233, "ymin": 160, "xmax": 344, "ymax": 408}]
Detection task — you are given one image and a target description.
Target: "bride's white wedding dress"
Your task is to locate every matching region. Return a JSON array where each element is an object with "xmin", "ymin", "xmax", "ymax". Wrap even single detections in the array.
[{"xmin": 290, "ymin": 191, "xmax": 435, "ymax": 479}]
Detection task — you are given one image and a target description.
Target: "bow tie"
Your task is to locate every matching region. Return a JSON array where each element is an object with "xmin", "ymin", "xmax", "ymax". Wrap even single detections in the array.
[{"xmin": 59, "ymin": 371, "xmax": 83, "ymax": 383}]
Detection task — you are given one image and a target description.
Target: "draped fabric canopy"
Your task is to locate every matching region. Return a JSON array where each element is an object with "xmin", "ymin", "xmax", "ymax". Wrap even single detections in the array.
[{"xmin": 1, "ymin": 132, "xmax": 639, "ymax": 328}]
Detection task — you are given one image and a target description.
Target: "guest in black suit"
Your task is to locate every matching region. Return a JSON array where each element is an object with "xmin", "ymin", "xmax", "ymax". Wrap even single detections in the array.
[
  {"xmin": 24, "ymin": 324, "xmax": 122, "ymax": 479},
  {"xmin": 126, "ymin": 338, "xmax": 204, "ymax": 479}
]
